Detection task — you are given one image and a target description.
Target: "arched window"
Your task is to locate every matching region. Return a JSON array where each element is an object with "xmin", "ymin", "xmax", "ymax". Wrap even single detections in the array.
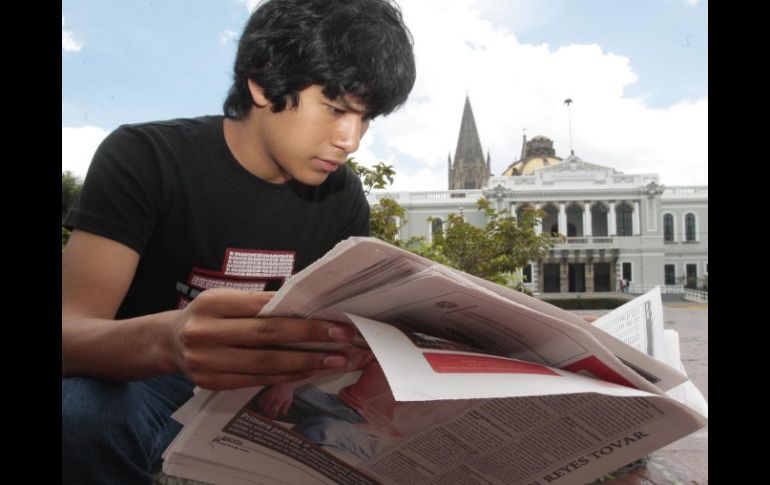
[
  {"xmin": 549, "ymin": 223, "xmax": 559, "ymax": 236},
  {"xmin": 685, "ymin": 213, "xmax": 696, "ymax": 241},
  {"xmin": 464, "ymin": 177, "xmax": 476, "ymax": 189},
  {"xmin": 616, "ymin": 203, "xmax": 633, "ymax": 236},
  {"xmin": 547, "ymin": 222, "xmax": 577, "ymax": 236},
  {"xmin": 663, "ymin": 214, "xmax": 674, "ymax": 242},
  {"xmin": 431, "ymin": 218, "xmax": 443, "ymax": 238}
]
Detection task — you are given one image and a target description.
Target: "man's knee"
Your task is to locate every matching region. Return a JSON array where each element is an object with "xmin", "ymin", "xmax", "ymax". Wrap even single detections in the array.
[{"xmin": 62, "ymin": 377, "xmax": 142, "ymax": 449}]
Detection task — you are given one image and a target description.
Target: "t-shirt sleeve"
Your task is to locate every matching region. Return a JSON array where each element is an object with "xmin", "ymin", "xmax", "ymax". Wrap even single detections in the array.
[
  {"xmin": 63, "ymin": 125, "xmax": 167, "ymax": 255},
  {"xmin": 338, "ymin": 167, "xmax": 371, "ymax": 239}
]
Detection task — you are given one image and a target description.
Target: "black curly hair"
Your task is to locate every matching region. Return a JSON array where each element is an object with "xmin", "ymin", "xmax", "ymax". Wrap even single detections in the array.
[{"xmin": 223, "ymin": 0, "xmax": 416, "ymax": 120}]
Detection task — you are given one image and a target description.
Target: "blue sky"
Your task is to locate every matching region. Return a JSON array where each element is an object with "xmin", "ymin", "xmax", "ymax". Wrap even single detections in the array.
[{"xmin": 63, "ymin": 0, "xmax": 708, "ymax": 190}]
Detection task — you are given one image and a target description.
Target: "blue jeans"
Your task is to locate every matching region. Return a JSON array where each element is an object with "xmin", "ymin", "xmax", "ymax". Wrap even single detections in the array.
[{"xmin": 62, "ymin": 373, "xmax": 194, "ymax": 485}]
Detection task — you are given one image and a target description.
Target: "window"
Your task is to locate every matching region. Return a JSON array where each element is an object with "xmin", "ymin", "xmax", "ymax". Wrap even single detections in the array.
[
  {"xmin": 549, "ymin": 223, "xmax": 560, "ymax": 236},
  {"xmin": 685, "ymin": 213, "xmax": 696, "ymax": 241},
  {"xmin": 464, "ymin": 177, "xmax": 476, "ymax": 189},
  {"xmin": 616, "ymin": 204, "xmax": 633, "ymax": 236},
  {"xmin": 523, "ymin": 264, "xmax": 532, "ymax": 284},
  {"xmin": 664, "ymin": 264, "xmax": 675, "ymax": 285},
  {"xmin": 431, "ymin": 218, "xmax": 443, "ymax": 239},
  {"xmin": 663, "ymin": 214, "xmax": 674, "ymax": 242}
]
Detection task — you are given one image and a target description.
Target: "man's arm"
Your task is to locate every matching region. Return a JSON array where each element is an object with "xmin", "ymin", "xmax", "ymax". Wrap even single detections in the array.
[{"xmin": 62, "ymin": 230, "xmax": 356, "ymax": 390}]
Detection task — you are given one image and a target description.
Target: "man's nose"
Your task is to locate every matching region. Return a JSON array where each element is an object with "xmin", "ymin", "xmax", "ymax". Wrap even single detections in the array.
[{"xmin": 332, "ymin": 116, "xmax": 365, "ymax": 154}]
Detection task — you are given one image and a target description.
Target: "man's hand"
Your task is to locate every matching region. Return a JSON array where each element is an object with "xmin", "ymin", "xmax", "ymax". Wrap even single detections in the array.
[{"xmin": 168, "ymin": 289, "xmax": 356, "ymax": 390}]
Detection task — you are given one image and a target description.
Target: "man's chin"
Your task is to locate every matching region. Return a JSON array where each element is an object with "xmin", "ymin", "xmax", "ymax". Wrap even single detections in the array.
[{"xmin": 292, "ymin": 172, "xmax": 331, "ymax": 187}]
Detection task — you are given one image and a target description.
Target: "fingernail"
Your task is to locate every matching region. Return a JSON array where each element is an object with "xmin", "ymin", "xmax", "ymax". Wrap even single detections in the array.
[
  {"xmin": 328, "ymin": 326, "xmax": 351, "ymax": 341},
  {"xmin": 323, "ymin": 355, "xmax": 348, "ymax": 368}
]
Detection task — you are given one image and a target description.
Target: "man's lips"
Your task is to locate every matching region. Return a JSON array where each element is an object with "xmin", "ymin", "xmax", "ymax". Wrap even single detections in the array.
[{"xmin": 316, "ymin": 158, "xmax": 343, "ymax": 172}]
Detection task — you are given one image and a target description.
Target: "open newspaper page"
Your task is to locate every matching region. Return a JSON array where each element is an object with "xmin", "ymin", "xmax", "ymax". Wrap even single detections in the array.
[
  {"xmin": 592, "ymin": 287, "xmax": 665, "ymax": 360},
  {"xmin": 261, "ymin": 238, "xmax": 686, "ymax": 393},
  {"xmin": 163, "ymin": 316, "xmax": 706, "ymax": 485},
  {"xmin": 660, "ymin": 329, "xmax": 709, "ymax": 417},
  {"xmin": 441, "ymin": 274, "xmax": 686, "ymax": 391}
]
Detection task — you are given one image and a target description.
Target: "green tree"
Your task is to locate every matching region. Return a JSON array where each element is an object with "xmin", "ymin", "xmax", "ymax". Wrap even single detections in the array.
[
  {"xmin": 346, "ymin": 158, "xmax": 396, "ymax": 195},
  {"xmin": 346, "ymin": 158, "xmax": 406, "ymax": 245},
  {"xmin": 413, "ymin": 199, "xmax": 555, "ymax": 290},
  {"xmin": 347, "ymin": 161, "xmax": 554, "ymax": 292},
  {"xmin": 62, "ymin": 171, "xmax": 83, "ymax": 249},
  {"xmin": 62, "ymin": 171, "xmax": 82, "ymax": 221}
]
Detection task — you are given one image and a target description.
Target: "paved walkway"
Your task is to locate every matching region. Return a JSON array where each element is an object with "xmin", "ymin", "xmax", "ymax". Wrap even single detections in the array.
[{"xmin": 571, "ymin": 300, "xmax": 708, "ymax": 484}]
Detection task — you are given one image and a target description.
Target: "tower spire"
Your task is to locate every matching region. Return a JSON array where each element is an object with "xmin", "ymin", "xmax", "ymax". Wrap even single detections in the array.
[{"xmin": 447, "ymin": 94, "xmax": 489, "ymax": 189}]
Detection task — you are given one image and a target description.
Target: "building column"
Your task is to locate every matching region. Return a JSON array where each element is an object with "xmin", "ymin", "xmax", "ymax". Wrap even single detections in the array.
[
  {"xmin": 558, "ymin": 202, "xmax": 567, "ymax": 236},
  {"xmin": 608, "ymin": 202, "xmax": 617, "ymax": 236},
  {"xmin": 534, "ymin": 203, "xmax": 542, "ymax": 235},
  {"xmin": 583, "ymin": 202, "xmax": 592, "ymax": 237},
  {"xmin": 509, "ymin": 202, "xmax": 516, "ymax": 220},
  {"xmin": 633, "ymin": 200, "xmax": 641, "ymax": 236}
]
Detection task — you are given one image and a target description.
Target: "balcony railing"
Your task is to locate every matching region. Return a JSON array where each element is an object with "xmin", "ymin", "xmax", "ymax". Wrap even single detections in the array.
[
  {"xmin": 630, "ymin": 284, "xmax": 684, "ymax": 294},
  {"xmin": 554, "ymin": 236, "xmax": 615, "ymax": 244},
  {"xmin": 684, "ymin": 288, "xmax": 708, "ymax": 303}
]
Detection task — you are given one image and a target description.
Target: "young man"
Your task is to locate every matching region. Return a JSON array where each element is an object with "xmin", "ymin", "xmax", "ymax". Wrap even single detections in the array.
[{"xmin": 61, "ymin": 1, "xmax": 416, "ymax": 483}]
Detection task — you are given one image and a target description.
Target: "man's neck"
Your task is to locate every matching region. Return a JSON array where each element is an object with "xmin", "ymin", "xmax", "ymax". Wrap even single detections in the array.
[{"xmin": 222, "ymin": 112, "xmax": 291, "ymax": 184}]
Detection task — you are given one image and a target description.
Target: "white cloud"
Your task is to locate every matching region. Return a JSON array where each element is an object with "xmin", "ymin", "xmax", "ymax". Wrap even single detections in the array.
[
  {"xmin": 683, "ymin": 0, "xmax": 700, "ymax": 5},
  {"xmin": 240, "ymin": 0, "xmax": 260, "ymax": 13},
  {"xmin": 355, "ymin": 0, "xmax": 707, "ymax": 190},
  {"xmin": 221, "ymin": 30, "xmax": 238, "ymax": 45},
  {"xmin": 62, "ymin": 126, "xmax": 110, "ymax": 178},
  {"xmin": 62, "ymin": 17, "xmax": 83, "ymax": 52}
]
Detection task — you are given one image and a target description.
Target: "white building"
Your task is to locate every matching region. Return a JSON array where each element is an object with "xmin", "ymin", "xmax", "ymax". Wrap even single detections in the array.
[{"xmin": 369, "ymin": 97, "xmax": 708, "ymax": 295}]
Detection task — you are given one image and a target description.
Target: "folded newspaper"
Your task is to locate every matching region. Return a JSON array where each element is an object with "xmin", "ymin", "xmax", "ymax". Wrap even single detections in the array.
[{"xmin": 162, "ymin": 237, "xmax": 708, "ymax": 485}]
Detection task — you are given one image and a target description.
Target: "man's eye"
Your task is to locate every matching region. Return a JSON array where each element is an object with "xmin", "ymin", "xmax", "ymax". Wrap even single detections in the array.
[{"xmin": 327, "ymin": 105, "xmax": 346, "ymax": 115}]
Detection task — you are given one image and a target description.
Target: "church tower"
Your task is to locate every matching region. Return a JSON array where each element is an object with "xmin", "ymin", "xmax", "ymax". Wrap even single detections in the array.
[{"xmin": 448, "ymin": 95, "xmax": 490, "ymax": 189}]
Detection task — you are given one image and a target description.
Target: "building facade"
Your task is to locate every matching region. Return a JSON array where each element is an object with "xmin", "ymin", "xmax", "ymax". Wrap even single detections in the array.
[{"xmin": 369, "ymin": 97, "xmax": 708, "ymax": 295}]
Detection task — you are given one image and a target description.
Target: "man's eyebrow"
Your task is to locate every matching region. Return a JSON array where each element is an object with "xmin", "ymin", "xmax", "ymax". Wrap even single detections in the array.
[{"xmin": 334, "ymin": 97, "xmax": 367, "ymax": 115}]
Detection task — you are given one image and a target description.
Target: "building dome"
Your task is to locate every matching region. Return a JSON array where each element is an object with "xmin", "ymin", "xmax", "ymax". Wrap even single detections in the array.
[{"xmin": 502, "ymin": 135, "xmax": 562, "ymax": 176}]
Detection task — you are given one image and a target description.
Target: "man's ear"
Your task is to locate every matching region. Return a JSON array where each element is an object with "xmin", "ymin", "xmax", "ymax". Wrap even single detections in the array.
[{"xmin": 248, "ymin": 79, "xmax": 270, "ymax": 108}]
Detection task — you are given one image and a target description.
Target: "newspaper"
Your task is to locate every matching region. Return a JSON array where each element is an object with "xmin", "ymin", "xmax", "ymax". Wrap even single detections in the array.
[{"xmin": 163, "ymin": 237, "xmax": 707, "ymax": 485}]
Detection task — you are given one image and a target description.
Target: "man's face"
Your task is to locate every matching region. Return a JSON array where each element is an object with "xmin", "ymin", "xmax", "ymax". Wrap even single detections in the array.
[{"xmin": 253, "ymin": 83, "xmax": 371, "ymax": 186}]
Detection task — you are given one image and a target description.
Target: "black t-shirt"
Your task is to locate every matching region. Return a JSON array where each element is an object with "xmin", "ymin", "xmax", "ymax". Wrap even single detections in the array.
[{"xmin": 64, "ymin": 116, "xmax": 370, "ymax": 319}]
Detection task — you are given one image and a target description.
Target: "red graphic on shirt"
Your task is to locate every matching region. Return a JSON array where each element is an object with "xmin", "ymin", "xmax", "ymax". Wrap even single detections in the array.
[
  {"xmin": 423, "ymin": 352, "xmax": 560, "ymax": 375},
  {"xmin": 176, "ymin": 248, "xmax": 296, "ymax": 308},
  {"xmin": 562, "ymin": 356, "xmax": 636, "ymax": 388}
]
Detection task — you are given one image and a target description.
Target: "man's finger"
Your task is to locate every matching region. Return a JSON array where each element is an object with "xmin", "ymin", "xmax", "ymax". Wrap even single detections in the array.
[
  {"xmin": 190, "ymin": 288, "xmax": 275, "ymax": 317},
  {"xmin": 182, "ymin": 317, "xmax": 356, "ymax": 347},
  {"xmin": 184, "ymin": 347, "xmax": 349, "ymax": 375},
  {"xmin": 194, "ymin": 371, "xmax": 313, "ymax": 391}
]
